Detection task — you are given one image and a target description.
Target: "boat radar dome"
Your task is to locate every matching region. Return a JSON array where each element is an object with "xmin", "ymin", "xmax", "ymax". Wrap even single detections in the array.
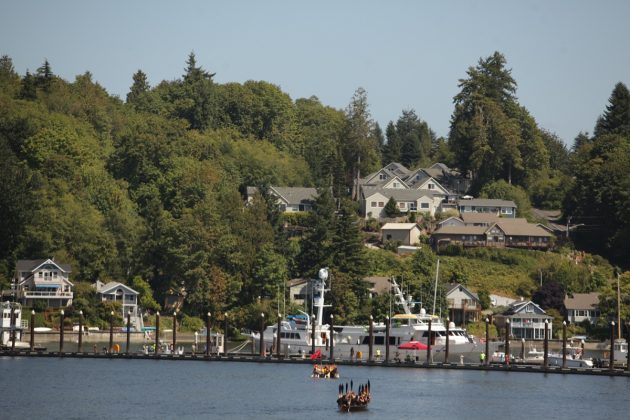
[
  {"xmin": 420, "ymin": 308, "xmax": 426, "ymax": 316},
  {"xmin": 318, "ymin": 268, "xmax": 329, "ymax": 281},
  {"xmin": 449, "ymin": 321, "xmax": 456, "ymax": 329}
]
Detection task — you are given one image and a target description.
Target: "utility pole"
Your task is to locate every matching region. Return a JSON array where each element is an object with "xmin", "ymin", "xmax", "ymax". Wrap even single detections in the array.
[{"xmin": 617, "ymin": 269, "xmax": 621, "ymax": 339}]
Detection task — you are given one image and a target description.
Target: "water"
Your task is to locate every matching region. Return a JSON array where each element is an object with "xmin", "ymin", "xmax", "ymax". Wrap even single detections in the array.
[{"xmin": 1, "ymin": 357, "xmax": 629, "ymax": 419}]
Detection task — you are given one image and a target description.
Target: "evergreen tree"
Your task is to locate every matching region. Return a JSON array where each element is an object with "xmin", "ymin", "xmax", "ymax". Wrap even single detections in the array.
[
  {"xmin": 299, "ymin": 187, "xmax": 336, "ymax": 277},
  {"xmin": 36, "ymin": 59, "xmax": 54, "ymax": 92},
  {"xmin": 594, "ymin": 82, "xmax": 630, "ymax": 138},
  {"xmin": 0, "ymin": 55, "xmax": 20, "ymax": 97},
  {"xmin": 382, "ymin": 121, "xmax": 402, "ymax": 164},
  {"xmin": 126, "ymin": 69, "xmax": 151, "ymax": 106},
  {"xmin": 383, "ymin": 197, "xmax": 400, "ymax": 217},
  {"xmin": 19, "ymin": 70, "xmax": 37, "ymax": 100},
  {"xmin": 449, "ymin": 52, "xmax": 548, "ymax": 191},
  {"xmin": 332, "ymin": 199, "xmax": 367, "ymax": 278},
  {"xmin": 342, "ymin": 87, "xmax": 381, "ymax": 198}
]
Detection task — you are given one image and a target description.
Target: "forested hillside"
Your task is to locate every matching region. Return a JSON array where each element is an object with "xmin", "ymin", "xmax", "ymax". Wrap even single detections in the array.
[{"xmin": 1, "ymin": 52, "xmax": 628, "ymax": 331}]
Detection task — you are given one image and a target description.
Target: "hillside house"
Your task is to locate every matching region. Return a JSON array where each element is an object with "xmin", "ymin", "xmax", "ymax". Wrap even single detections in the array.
[
  {"xmin": 380, "ymin": 223, "xmax": 422, "ymax": 245},
  {"xmin": 564, "ymin": 293, "xmax": 600, "ymax": 325},
  {"xmin": 445, "ymin": 283, "xmax": 481, "ymax": 326},
  {"xmin": 494, "ymin": 300, "xmax": 553, "ymax": 340}
]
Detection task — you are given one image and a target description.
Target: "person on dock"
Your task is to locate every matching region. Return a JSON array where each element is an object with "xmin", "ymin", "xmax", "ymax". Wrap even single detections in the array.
[
  {"xmin": 350, "ymin": 347, "xmax": 354, "ymax": 361},
  {"xmin": 480, "ymin": 352, "xmax": 486, "ymax": 364}
]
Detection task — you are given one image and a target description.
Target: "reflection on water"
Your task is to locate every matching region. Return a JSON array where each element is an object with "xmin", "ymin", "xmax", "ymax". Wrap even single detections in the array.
[{"xmin": 1, "ymin": 357, "xmax": 629, "ymax": 419}]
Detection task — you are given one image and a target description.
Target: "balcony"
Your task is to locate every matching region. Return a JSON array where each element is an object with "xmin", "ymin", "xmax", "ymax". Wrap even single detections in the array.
[{"xmin": 21, "ymin": 291, "xmax": 73, "ymax": 298}]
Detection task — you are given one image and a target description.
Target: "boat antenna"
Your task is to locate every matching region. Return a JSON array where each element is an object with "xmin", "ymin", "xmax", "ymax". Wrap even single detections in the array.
[{"xmin": 432, "ymin": 259, "xmax": 440, "ymax": 316}]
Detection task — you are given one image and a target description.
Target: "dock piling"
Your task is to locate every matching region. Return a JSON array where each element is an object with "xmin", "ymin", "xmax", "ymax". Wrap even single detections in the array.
[
  {"xmin": 329, "ymin": 314, "xmax": 334, "ymax": 361},
  {"xmin": 427, "ymin": 319, "xmax": 432, "ymax": 364},
  {"xmin": 260, "ymin": 313, "xmax": 265, "ymax": 357},
  {"xmin": 368, "ymin": 315, "xmax": 373, "ymax": 362},
  {"xmin": 562, "ymin": 321, "xmax": 567, "ymax": 369},
  {"xmin": 485, "ymin": 318, "xmax": 489, "ymax": 366},
  {"xmin": 224, "ymin": 313, "xmax": 228, "ymax": 356},
  {"xmin": 30, "ymin": 310, "xmax": 35, "ymax": 351},
  {"xmin": 109, "ymin": 311, "xmax": 114, "ymax": 353},
  {"xmin": 126, "ymin": 311, "xmax": 131, "ymax": 355},
  {"xmin": 78, "ymin": 310, "xmax": 83, "ymax": 353},
  {"xmin": 543, "ymin": 319, "xmax": 548, "ymax": 370},
  {"xmin": 610, "ymin": 321, "xmax": 615, "ymax": 371},
  {"xmin": 276, "ymin": 313, "xmax": 281, "ymax": 359},
  {"xmin": 385, "ymin": 316, "xmax": 390, "ymax": 363},
  {"xmin": 59, "ymin": 310, "xmax": 64, "ymax": 353},
  {"xmin": 505, "ymin": 319, "xmax": 510, "ymax": 366},
  {"xmin": 172, "ymin": 311, "xmax": 177, "ymax": 353},
  {"xmin": 445, "ymin": 317, "xmax": 450, "ymax": 363},
  {"xmin": 155, "ymin": 312, "xmax": 160, "ymax": 356},
  {"xmin": 206, "ymin": 312, "xmax": 211, "ymax": 357},
  {"xmin": 310, "ymin": 313, "xmax": 315, "ymax": 356}
]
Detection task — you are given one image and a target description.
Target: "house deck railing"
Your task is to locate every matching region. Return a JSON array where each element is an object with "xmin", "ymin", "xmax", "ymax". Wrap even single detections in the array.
[{"xmin": 21, "ymin": 291, "xmax": 73, "ymax": 298}]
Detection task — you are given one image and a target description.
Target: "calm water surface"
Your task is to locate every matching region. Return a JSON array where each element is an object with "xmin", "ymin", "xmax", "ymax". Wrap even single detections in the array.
[{"xmin": 1, "ymin": 357, "xmax": 628, "ymax": 419}]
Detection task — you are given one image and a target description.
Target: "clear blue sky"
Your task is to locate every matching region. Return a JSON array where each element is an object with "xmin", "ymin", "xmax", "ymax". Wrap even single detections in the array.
[{"xmin": 2, "ymin": 0, "xmax": 629, "ymax": 145}]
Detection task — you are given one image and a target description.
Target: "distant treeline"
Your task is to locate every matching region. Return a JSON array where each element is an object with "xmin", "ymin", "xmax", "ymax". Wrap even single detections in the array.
[{"xmin": 0, "ymin": 51, "xmax": 628, "ymax": 324}]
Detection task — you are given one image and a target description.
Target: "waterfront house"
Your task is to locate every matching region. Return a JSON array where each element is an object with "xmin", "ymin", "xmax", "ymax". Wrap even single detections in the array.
[
  {"xmin": 94, "ymin": 281, "xmax": 139, "ymax": 317},
  {"xmin": 445, "ymin": 283, "xmax": 481, "ymax": 326},
  {"xmin": 494, "ymin": 300, "xmax": 553, "ymax": 340},
  {"xmin": 380, "ymin": 223, "xmax": 422, "ymax": 245},
  {"xmin": 363, "ymin": 276, "xmax": 391, "ymax": 299},
  {"xmin": 14, "ymin": 259, "xmax": 73, "ymax": 308},
  {"xmin": 564, "ymin": 293, "xmax": 600, "ymax": 325}
]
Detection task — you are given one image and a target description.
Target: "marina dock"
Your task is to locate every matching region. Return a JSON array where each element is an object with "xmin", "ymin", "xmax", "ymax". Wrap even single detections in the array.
[{"xmin": 3, "ymin": 348, "xmax": 630, "ymax": 378}]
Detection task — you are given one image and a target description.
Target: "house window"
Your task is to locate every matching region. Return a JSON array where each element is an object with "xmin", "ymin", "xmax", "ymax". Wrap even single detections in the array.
[
  {"xmin": 399, "ymin": 202, "xmax": 406, "ymax": 209},
  {"xmin": 501, "ymin": 208, "xmax": 513, "ymax": 214},
  {"xmin": 393, "ymin": 182, "xmax": 399, "ymax": 188},
  {"xmin": 378, "ymin": 202, "xmax": 384, "ymax": 207},
  {"xmin": 428, "ymin": 183, "xmax": 435, "ymax": 190},
  {"xmin": 379, "ymin": 174, "xmax": 387, "ymax": 180},
  {"xmin": 39, "ymin": 272, "xmax": 43, "ymax": 278},
  {"xmin": 421, "ymin": 203, "xmax": 429, "ymax": 209},
  {"xmin": 371, "ymin": 202, "xmax": 377, "ymax": 207}
]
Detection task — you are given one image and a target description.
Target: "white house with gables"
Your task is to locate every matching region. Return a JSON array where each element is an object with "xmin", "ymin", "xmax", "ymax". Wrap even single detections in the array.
[{"xmin": 14, "ymin": 259, "xmax": 73, "ymax": 308}]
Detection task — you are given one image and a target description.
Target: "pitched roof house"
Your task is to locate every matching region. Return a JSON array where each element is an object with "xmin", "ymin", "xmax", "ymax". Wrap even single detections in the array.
[
  {"xmin": 494, "ymin": 300, "xmax": 553, "ymax": 340},
  {"xmin": 564, "ymin": 293, "xmax": 600, "ymax": 325},
  {"xmin": 246, "ymin": 186, "xmax": 318, "ymax": 212},
  {"xmin": 13, "ymin": 259, "xmax": 73, "ymax": 308},
  {"xmin": 380, "ymin": 223, "xmax": 422, "ymax": 245},
  {"xmin": 457, "ymin": 198, "xmax": 517, "ymax": 218},
  {"xmin": 445, "ymin": 283, "xmax": 481, "ymax": 326}
]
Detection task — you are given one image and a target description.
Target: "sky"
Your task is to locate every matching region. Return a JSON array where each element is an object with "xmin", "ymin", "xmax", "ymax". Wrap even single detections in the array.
[{"xmin": 2, "ymin": 0, "xmax": 629, "ymax": 146}]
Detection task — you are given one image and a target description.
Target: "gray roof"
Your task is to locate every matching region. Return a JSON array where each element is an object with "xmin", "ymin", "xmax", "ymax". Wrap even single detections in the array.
[
  {"xmin": 496, "ymin": 222, "xmax": 554, "ymax": 237},
  {"xmin": 271, "ymin": 186, "xmax": 318, "ymax": 205},
  {"xmin": 96, "ymin": 281, "xmax": 139, "ymax": 295},
  {"xmin": 458, "ymin": 198, "xmax": 517, "ymax": 208},
  {"xmin": 247, "ymin": 186, "xmax": 318, "ymax": 205},
  {"xmin": 361, "ymin": 186, "xmax": 435, "ymax": 201},
  {"xmin": 15, "ymin": 259, "xmax": 71, "ymax": 273},
  {"xmin": 564, "ymin": 293, "xmax": 599, "ymax": 310},
  {"xmin": 432, "ymin": 225, "xmax": 488, "ymax": 235}
]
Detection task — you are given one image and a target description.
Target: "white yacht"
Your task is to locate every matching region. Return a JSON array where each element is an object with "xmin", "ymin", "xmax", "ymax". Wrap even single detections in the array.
[
  {"xmin": 254, "ymin": 268, "xmax": 497, "ymax": 363},
  {"xmin": 547, "ymin": 344, "xmax": 593, "ymax": 368}
]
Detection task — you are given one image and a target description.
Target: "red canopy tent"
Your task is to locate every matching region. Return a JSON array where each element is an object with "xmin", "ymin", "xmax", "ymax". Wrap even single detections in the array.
[{"xmin": 398, "ymin": 341, "xmax": 428, "ymax": 350}]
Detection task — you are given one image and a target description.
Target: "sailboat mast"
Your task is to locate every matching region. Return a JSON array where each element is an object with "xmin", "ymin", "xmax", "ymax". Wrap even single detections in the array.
[{"xmin": 432, "ymin": 259, "xmax": 440, "ymax": 316}]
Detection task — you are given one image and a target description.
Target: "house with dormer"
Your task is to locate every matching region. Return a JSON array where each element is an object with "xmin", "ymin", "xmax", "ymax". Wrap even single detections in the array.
[
  {"xmin": 494, "ymin": 300, "xmax": 553, "ymax": 340},
  {"xmin": 94, "ymin": 281, "xmax": 144, "ymax": 330},
  {"xmin": 14, "ymin": 259, "xmax": 73, "ymax": 308}
]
